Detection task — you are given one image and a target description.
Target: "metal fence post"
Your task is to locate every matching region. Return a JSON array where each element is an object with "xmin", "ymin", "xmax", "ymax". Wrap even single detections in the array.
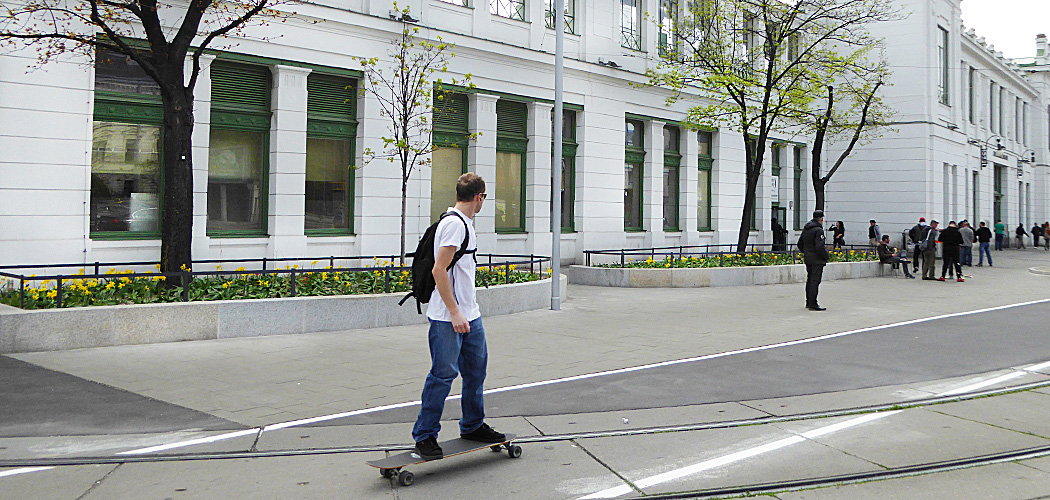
[
  {"xmin": 290, "ymin": 271, "xmax": 297, "ymax": 297},
  {"xmin": 505, "ymin": 263, "xmax": 510, "ymax": 284},
  {"xmin": 262, "ymin": 258, "xmax": 268, "ymax": 271},
  {"xmin": 181, "ymin": 271, "xmax": 190, "ymax": 301},
  {"xmin": 530, "ymin": 254, "xmax": 535, "ymax": 275},
  {"xmin": 330, "ymin": 256, "xmax": 335, "ymax": 269},
  {"xmin": 384, "ymin": 268, "xmax": 390, "ymax": 293},
  {"xmin": 620, "ymin": 250, "xmax": 625, "ymax": 268},
  {"xmin": 19, "ymin": 278, "xmax": 25, "ymax": 309},
  {"xmin": 94, "ymin": 261, "xmax": 100, "ymax": 275},
  {"xmin": 56, "ymin": 278, "xmax": 62, "ymax": 308}
]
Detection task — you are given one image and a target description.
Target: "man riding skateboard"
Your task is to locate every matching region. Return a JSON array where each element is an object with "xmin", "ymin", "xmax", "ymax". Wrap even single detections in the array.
[{"xmin": 412, "ymin": 173, "xmax": 505, "ymax": 460}]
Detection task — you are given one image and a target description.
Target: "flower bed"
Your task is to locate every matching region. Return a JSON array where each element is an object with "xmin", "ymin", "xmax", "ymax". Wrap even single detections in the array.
[
  {"xmin": 1, "ymin": 261, "xmax": 543, "ymax": 311},
  {"xmin": 596, "ymin": 249, "xmax": 877, "ymax": 269}
]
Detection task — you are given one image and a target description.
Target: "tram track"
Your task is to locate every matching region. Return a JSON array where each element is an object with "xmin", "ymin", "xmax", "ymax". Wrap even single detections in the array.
[{"xmin": 2, "ymin": 377, "xmax": 1048, "ymax": 469}]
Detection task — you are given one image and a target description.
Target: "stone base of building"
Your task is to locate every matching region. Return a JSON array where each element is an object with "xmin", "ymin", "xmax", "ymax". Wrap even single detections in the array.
[{"xmin": 567, "ymin": 261, "xmax": 891, "ymax": 288}]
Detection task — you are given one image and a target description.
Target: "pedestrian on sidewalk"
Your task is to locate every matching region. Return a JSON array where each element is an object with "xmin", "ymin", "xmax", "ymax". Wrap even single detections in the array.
[
  {"xmin": 959, "ymin": 220, "xmax": 974, "ymax": 266},
  {"xmin": 412, "ymin": 173, "xmax": 506, "ymax": 461},
  {"xmin": 1015, "ymin": 223, "xmax": 1029, "ymax": 249},
  {"xmin": 868, "ymin": 220, "xmax": 881, "ymax": 248},
  {"xmin": 976, "ymin": 221, "xmax": 993, "ymax": 267},
  {"xmin": 939, "ymin": 221, "xmax": 964, "ymax": 282},
  {"xmin": 877, "ymin": 235, "xmax": 915, "ymax": 278},
  {"xmin": 909, "ymin": 217, "xmax": 927, "ymax": 273},
  {"xmin": 832, "ymin": 221, "xmax": 846, "ymax": 249},
  {"xmin": 921, "ymin": 220, "xmax": 940, "ymax": 280},
  {"xmin": 799, "ymin": 210, "xmax": 831, "ymax": 311},
  {"xmin": 1032, "ymin": 223, "xmax": 1043, "ymax": 248},
  {"xmin": 771, "ymin": 217, "xmax": 788, "ymax": 252},
  {"xmin": 1044, "ymin": 222, "xmax": 1050, "ymax": 251},
  {"xmin": 994, "ymin": 220, "xmax": 1006, "ymax": 251}
]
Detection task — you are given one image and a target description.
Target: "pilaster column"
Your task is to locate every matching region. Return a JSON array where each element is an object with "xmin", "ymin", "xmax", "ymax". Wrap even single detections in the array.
[
  {"xmin": 469, "ymin": 93, "xmax": 499, "ymax": 250},
  {"xmin": 269, "ymin": 65, "xmax": 311, "ymax": 258},
  {"xmin": 644, "ymin": 120, "xmax": 665, "ymax": 247},
  {"xmin": 189, "ymin": 54, "xmax": 215, "ymax": 256},
  {"xmin": 682, "ymin": 128, "xmax": 699, "ymax": 245},
  {"xmin": 526, "ymin": 101, "xmax": 554, "ymax": 257}
]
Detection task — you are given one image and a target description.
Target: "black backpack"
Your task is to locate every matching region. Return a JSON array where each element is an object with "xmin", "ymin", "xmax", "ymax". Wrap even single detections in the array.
[{"xmin": 398, "ymin": 211, "xmax": 475, "ymax": 314}]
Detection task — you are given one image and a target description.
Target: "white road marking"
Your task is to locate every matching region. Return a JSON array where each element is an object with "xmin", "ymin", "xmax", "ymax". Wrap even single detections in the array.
[
  {"xmin": 0, "ymin": 467, "xmax": 54, "ymax": 478},
  {"xmin": 577, "ymin": 411, "xmax": 901, "ymax": 499},
  {"xmin": 4, "ymin": 298, "xmax": 1050, "ymax": 481}
]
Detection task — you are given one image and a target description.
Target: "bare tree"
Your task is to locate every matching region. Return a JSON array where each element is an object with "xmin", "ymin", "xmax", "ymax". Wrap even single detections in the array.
[
  {"xmin": 0, "ymin": 0, "xmax": 289, "ymax": 278},
  {"xmin": 356, "ymin": 7, "xmax": 474, "ymax": 263},
  {"xmin": 647, "ymin": 0, "xmax": 900, "ymax": 252}
]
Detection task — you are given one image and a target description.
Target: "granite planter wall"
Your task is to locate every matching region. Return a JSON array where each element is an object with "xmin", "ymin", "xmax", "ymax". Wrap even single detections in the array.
[
  {"xmin": 567, "ymin": 261, "xmax": 891, "ymax": 288},
  {"xmin": 0, "ymin": 275, "xmax": 566, "ymax": 354}
]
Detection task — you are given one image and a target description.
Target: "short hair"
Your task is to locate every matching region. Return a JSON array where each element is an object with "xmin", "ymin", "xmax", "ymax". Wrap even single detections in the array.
[
  {"xmin": 881, "ymin": 235, "xmax": 890, "ymax": 241},
  {"xmin": 456, "ymin": 173, "xmax": 486, "ymax": 201},
  {"xmin": 813, "ymin": 210, "xmax": 824, "ymax": 219},
  {"xmin": 869, "ymin": 220, "xmax": 876, "ymax": 224},
  {"xmin": 980, "ymin": 221, "xmax": 987, "ymax": 226}
]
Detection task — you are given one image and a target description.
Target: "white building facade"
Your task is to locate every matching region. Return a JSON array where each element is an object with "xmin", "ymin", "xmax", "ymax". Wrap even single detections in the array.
[{"xmin": 0, "ymin": 0, "xmax": 1046, "ymax": 269}]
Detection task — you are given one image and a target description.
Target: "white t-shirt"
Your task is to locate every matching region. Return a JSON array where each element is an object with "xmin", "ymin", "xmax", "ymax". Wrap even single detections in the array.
[{"xmin": 426, "ymin": 208, "xmax": 480, "ymax": 322}]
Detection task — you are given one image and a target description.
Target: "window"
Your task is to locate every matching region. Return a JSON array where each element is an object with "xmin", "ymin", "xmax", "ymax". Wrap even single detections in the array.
[
  {"xmin": 491, "ymin": 0, "xmax": 525, "ymax": 21},
  {"xmin": 208, "ymin": 61, "xmax": 271, "ymax": 236},
  {"xmin": 1015, "ymin": 98, "xmax": 1021, "ymax": 141},
  {"xmin": 989, "ymin": 82, "xmax": 996, "ymax": 132},
  {"xmin": 698, "ymin": 131, "xmax": 713, "ymax": 231},
  {"xmin": 625, "ymin": 120, "xmax": 645, "ymax": 230},
  {"xmin": 690, "ymin": 0, "xmax": 717, "ymax": 44},
  {"xmin": 431, "ymin": 92, "xmax": 470, "ymax": 223},
  {"xmin": 495, "ymin": 100, "xmax": 528, "ymax": 232},
  {"xmin": 999, "ymin": 87, "xmax": 1005, "ymax": 135},
  {"xmin": 552, "ymin": 110, "xmax": 578, "ymax": 231},
  {"xmin": 91, "ymin": 48, "xmax": 163, "ymax": 238},
  {"xmin": 545, "ymin": 0, "xmax": 576, "ymax": 34},
  {"xmin": 787, "ymin": 33, "xmax": 799, "ymax": 61},
  {"xmin": 994, "ymin": 165, "xmax": 1004, "ymax": 223},
  {"xmin": 621, "ymin": 0, "xmax": 642, "ymax": 50},
  {"xmin": 793, "ymin": 146, "xmax": 803, "ymax": 230},
  {"xmin": 659, "ymin": 0, "xmax": 679, "ymax": 57},
  {"xmin": 973, "ymin": 171, "xmax": 979, "ymax": 223},
  {"xmin": 743, "ymin": 12, "xmax": 757, "ymax": 61},
  {"xmin": 968, "ymin": 67, "xmax": 975, "ymax": 123},
  {"xmin": 1023, "ymin": 102, "xmax": 1029, "ymax": 145},
  {"xmin": 305, "ymin": 73, "xmax": 357, "ymax": 235},
  {"xmin": 937, "ymin": 26, "xmax": 949, "ymax": 105},
  {"xmin": 663, "ymin": 125, "xmax": 681, "ymax": 231}
]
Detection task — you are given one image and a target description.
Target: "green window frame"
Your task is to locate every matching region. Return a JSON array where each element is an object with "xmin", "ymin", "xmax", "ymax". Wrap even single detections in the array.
[
  {"xmin": 431, "ymin": 91, "xmax": 470, "ymax": 223},
  {"xmin": 663, "ymin": 125, "xmax": 681, "ymax": 231},
  {"xmin": 625, "ymin": 119, "xmax": 645, "ymax": 231},
  {"xmin": 90, "ymin": 47, "xmax": 165, "ymax": 241},
  {"xmin": 305, "ymin": 73, "xmax": 358, "ymax": 236},
  {"xmin": 545, "ymin": 0, "xmax": 576, "ymax": 34},
  {"xmin": 207, "ymin": 60, "xmax": 272, "ymax": 238},
  {"xmin": 495, "ymin": 99, "xmax": 529, "ymax": 233},
  {"xmin": 697, "ymin": 130, "xmax": 713, "ymax": 232},
  {"xmin": 553, "ymin": 110, "xmax": 578, "ymax": 232}
]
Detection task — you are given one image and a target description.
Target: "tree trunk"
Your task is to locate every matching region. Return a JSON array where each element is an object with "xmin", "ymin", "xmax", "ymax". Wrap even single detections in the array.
[
  {"xmin": 400, "ymin": 179, "xmax": 408, "ymax": 266},
  {"xmin": 159, "ymin": 86, "xmax": 195, "ymax": 284},
  {"xmin": 813, "ymin": 179, "xmax": 827, "ymax": 212}
]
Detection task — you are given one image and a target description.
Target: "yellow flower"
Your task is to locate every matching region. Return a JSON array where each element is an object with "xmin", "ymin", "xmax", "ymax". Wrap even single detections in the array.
[
  {"xmin": 105, "ymin": 282, "xmax": 115, "ymax": 290},
  {"xmin": 321, "ymin": 272, "xmax": 328, "ymax": 280},
  {"xmin": 222, "ymin": 282, "xmax": 231, "ymax": 289},
  {"xmin": 46, "ymin": 290, "xmax": 57, "ymax": 299},
  {"xmin": 155, "ymin": 264, "xmax": 161, "ymax": 270},
  {"xmin": 261, "ymin": 280, "xmax": 269, "ymax": 286},
  {"xmin": 509, "ymin": 264, "xmax": 517, "ymax": 271},
  {"xmin": 236, "ymin": 267, "xmax": 246, "ymax": 272},
  {"xmin": 216, "ymin": 265, "xmax": 223, "ymax": 271},
  {"xmin": 311, "ymin": 260, "xmax": 318, "ymax": 266}
]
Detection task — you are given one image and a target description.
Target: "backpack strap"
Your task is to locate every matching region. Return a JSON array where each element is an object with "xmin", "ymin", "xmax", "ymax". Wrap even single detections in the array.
[{"xmin": 444, "ymin": 211, "xmax": 474, "ymax": 271}]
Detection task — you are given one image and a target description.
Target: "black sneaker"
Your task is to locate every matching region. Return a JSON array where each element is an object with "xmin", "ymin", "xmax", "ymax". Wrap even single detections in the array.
[
  {"xmin": 414, "ymin": 436, "xmax": 443, "ymax": 461},
  {"xmin": 461, "ymin": 423, "xmax": 506, "ymax": 443}
]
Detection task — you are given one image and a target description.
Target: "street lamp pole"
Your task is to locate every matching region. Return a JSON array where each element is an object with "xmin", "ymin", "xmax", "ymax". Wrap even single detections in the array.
[{"xmin": 551, "ymin": 0, "xmax": 564, "ymax": 310}]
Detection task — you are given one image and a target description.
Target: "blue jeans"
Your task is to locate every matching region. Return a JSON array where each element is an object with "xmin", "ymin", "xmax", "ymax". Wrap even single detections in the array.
[
  {"xmin": 978, "ymin": 242, "xmax": 993, "ymax": 266},
  {"xmin": 412, "ymin": 318, "xmax": 487, "ymax": 442},
  {"xmin": 961, "ymin": 245, "xmax": 973, "ymax": 266},
  {"xmin": 995, "ymin": 234, "xmax": 1004, "ymax": 250}
]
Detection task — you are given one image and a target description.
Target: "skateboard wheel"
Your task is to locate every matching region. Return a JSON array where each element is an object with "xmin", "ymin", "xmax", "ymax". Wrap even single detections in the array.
[
  {"xmin": 507, "ymin": 444, "xmax": 522, "ymax": 458},
  {"xmin": 398, "ymin": 470, "xmax": 414, "ymax": 486},
  {"xmin": 490, "ymin": 445, "xmax": 502, "ymax": 452},
  {"xmin": 380, "ymin": 468, "xmax": 395, "ymax": 479}
]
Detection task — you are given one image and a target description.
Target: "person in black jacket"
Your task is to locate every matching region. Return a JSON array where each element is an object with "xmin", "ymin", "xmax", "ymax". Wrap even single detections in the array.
[
  {"xmin": 799, "ymin": 210, "xmax": 831, "ymax": 311},
  {"xmin": 877, "ymin": 235, "xmax": 915, "ymax": 278},
  {"xmin": 771, "ymin": 217, "xmax": 788, "ymax": 252},
  {"xmin": 975, "ymin": 221, "xmax": 993, "ymax": 266},
  {"xmin": 939, "ymin": 221, "xmax": 964, "ymax": 282}
]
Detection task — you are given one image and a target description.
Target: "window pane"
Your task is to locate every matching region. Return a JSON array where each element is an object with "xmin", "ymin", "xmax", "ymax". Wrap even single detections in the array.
[
  {"xmin": 626, "ymin": 120, "xmax": 643, "ymax": 147},
  {"xmin": 561, "ymin": 156, "xmax": 574, "ymax": 230},
  {"xmin": 94, "ymin": 48, "xmax": 160, "ymax": 96},
  {"xmin": 491, "ymin": 0, "xmax": 525, "ymax": 20},
  {"xmin": 430, "ymin": 146, "xmax": 464, "ymax": 223},
  {"xmin": 495, "ymin": 151, "xmax": 524, "ymax": 230},
  {"xmin": 90, "ymin": 122, "xmax": 161, "ymax": 233},
  {"xmin": 305, "ymin": 138, "xmax": 352, "ymax": 230},
  {"xmin": 663, "ymin": 165, "xmax": 679, "ymax": 229},
  {"xmin": 697, "ymin": 167, "xmax": 710, "ymax": 230},
  {"xmin": 207, "ymin": 129, "xmax": 266, "ymax": 232},
  {"xmin": 663, "ymin": 126, "xmax": 679, "ymax": 152},
  {"xmin": 625, "ymin": 162, "xmax": 643, "ymax": 228},
  {"xmin": 698, "ymin": 131, "xmax": 712, "ymax": 157},
  {"xmin": 621, "ymin": 0, "xmax": 641, "ymax": 49}
]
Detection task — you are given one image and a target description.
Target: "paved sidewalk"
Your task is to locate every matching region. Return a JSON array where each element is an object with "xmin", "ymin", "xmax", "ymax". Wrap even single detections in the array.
[{"xmin": 10, "ymin": 250, "xmax": 1050, "ymax": 429}]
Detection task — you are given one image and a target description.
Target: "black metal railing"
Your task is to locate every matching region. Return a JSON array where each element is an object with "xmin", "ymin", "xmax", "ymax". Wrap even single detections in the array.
[
  {"xmin": 0, "ymin": 253, "xmax": 551, "ymax": 310},
  {"xmin": 583, "ymin": 244, "xmax": 875, "ymax": 267}
]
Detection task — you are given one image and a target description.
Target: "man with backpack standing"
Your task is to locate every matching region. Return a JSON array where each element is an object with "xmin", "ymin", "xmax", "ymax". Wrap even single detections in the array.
[
  {"xmin": 920, "ymin": 220, "xmax": 940, "ymax": 280},
  {"xmin": 410, "ymin": 173, "xmax": 505, "ymax": 461},
  {"xmin": 909, "ymin": 217, "xmax": 927, "ymax": 274}
]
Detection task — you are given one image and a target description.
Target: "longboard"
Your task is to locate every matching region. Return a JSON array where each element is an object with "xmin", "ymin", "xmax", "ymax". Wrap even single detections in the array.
[{"xmin": 367, "ymin": 433, "xmax": 520, "ymax": 486}]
